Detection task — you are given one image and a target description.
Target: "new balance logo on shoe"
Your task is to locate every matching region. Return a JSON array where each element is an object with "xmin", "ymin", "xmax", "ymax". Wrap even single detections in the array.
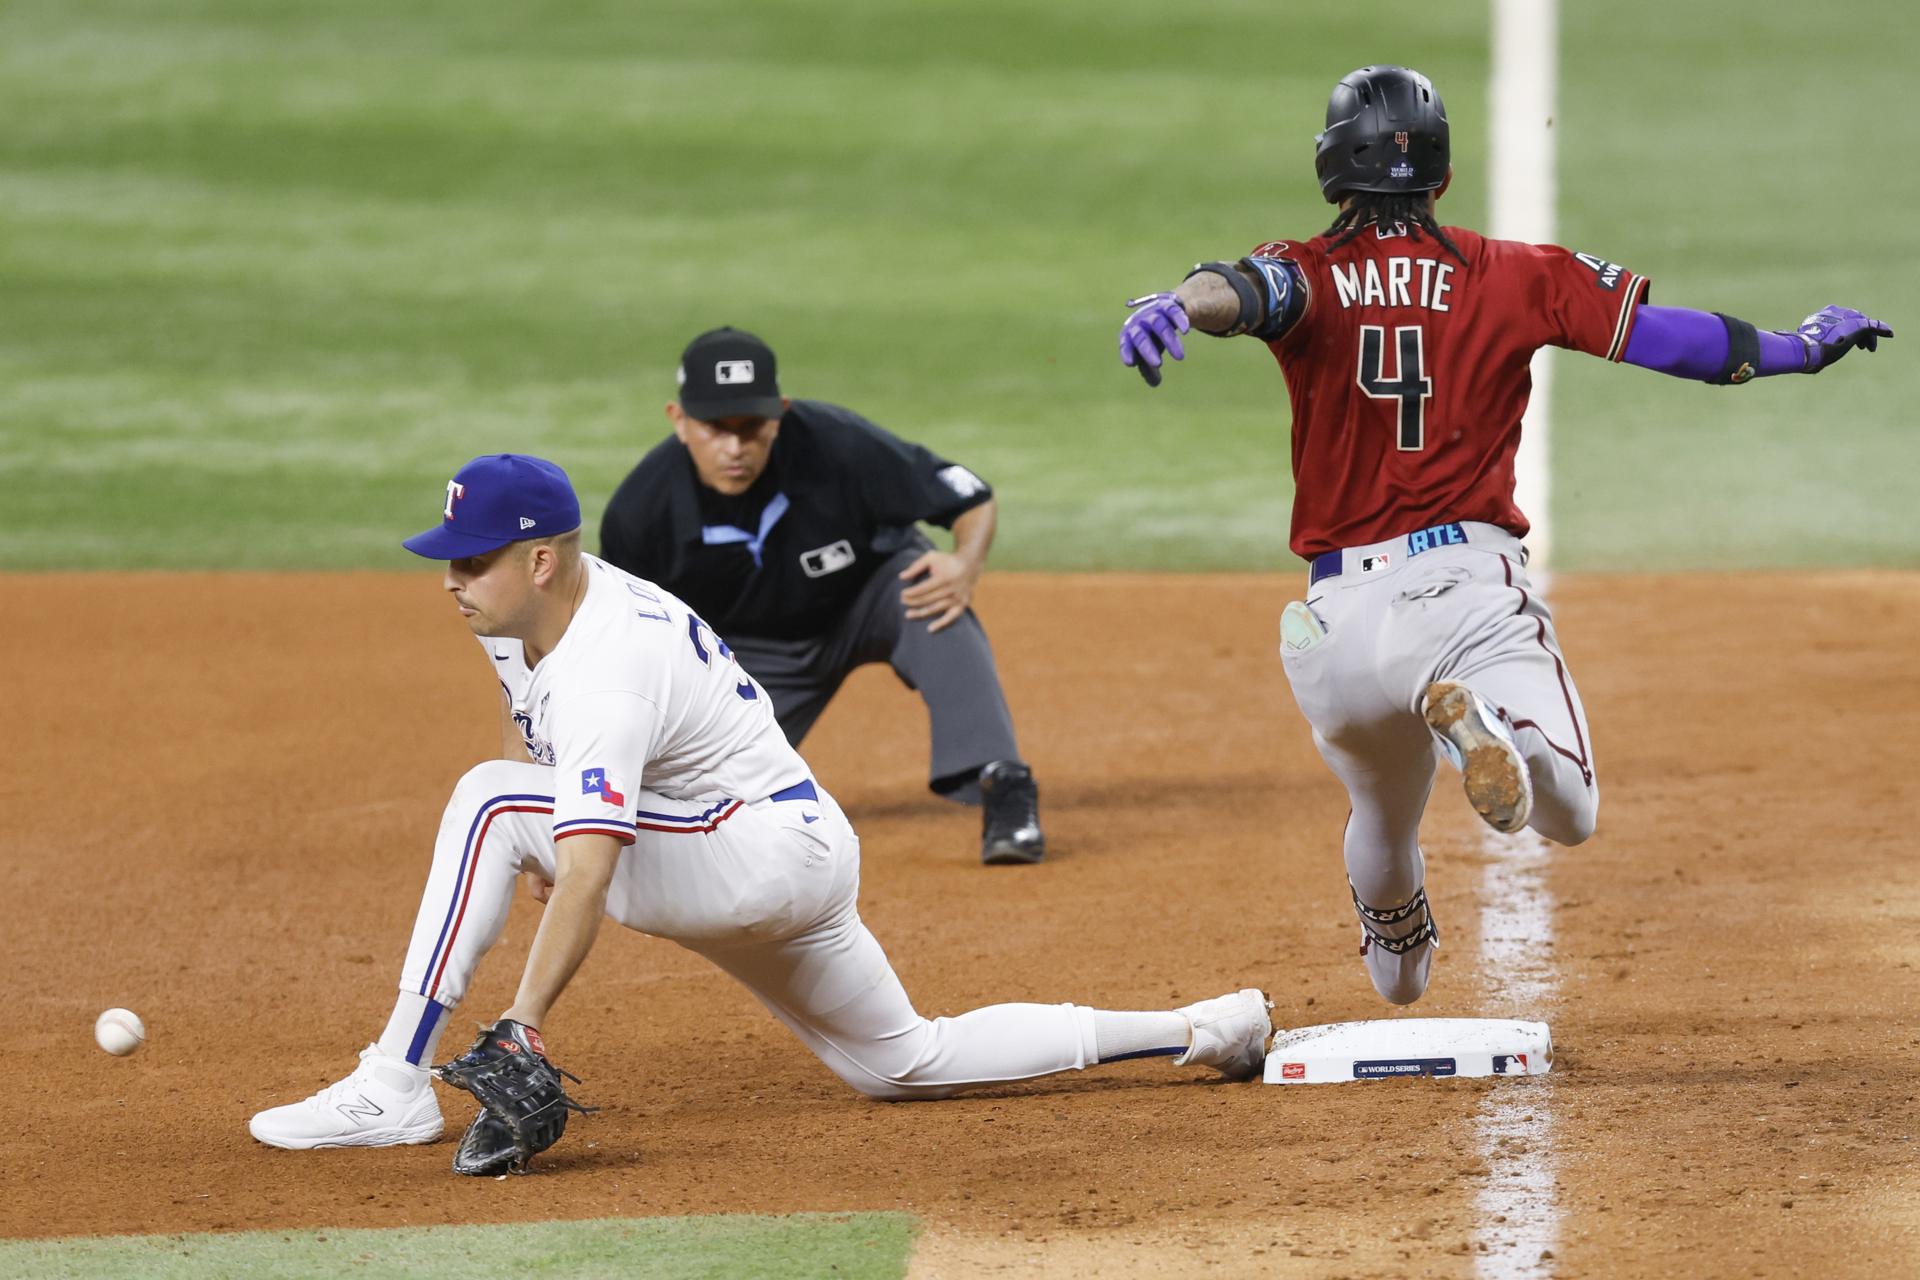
[{"xmin": 335, "ymin": 1094, "xmax": 385, "ymax": 1122}]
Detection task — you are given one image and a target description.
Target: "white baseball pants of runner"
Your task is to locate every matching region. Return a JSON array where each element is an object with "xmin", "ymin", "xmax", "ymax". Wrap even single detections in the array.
[
  {"xmin": 1280, "ymin": 522, "xmax": 1597, "ymax": 1001},
  {"xmin": 396, "ymin": 760, "xmax": 1099, "ymax": 1099}
]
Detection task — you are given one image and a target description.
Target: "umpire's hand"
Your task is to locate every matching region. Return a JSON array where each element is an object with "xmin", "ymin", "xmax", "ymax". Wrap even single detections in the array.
[{"xmin": 899, "ymin": 550, "xmax": 981, "ymax": 634}]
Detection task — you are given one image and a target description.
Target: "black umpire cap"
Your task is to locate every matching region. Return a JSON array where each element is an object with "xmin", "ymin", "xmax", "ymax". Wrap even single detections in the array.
[{"xmin": 677, "ymin": 327, "xmax": 785, "ymax": 421}]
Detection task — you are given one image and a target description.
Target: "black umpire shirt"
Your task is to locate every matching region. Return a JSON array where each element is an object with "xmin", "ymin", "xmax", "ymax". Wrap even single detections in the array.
[{"xmin": 599, "ymin": 399, "xmax": 994, "ymax": 641}]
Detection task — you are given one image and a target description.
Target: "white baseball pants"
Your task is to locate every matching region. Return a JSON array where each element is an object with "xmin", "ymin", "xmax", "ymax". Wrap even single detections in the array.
[{"xmin": 396, "ymin": 761, "xmax": 1098, "ymax": 1099}]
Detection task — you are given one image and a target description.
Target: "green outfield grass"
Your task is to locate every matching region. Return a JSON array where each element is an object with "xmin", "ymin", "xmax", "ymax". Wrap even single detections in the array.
[
  {"xmin": 1554, "ymin": 2, "xmax": 1920, "ymax": 569},
  {"xmin": 0, "ymin": 1213, "xmax": 915, "ymax": 1280},
  {"xmin": 0, "ymin": 0, "xmax": 1911, "ymax": 572}
]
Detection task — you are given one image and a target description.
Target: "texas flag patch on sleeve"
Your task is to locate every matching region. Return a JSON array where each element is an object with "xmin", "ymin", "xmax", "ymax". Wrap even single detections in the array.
[{"xmin": 581, "ymin": 767, "xmax": 626, "ymax": 806}]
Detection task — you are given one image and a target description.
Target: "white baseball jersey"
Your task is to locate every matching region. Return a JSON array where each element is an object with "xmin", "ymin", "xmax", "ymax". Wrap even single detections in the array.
[
  {"xmin": 480, "ymin": 554, "xmax": 812, "ymax": 844},
  {"xmin": 390, "ymin": 566, "xmax": 1108, "ymax": 1105}
]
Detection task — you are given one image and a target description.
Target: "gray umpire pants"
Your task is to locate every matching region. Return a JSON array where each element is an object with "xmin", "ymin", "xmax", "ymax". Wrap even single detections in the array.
[{"xmin": 727, "ymin": 545, "xmax": 1022, "ymax": 805}]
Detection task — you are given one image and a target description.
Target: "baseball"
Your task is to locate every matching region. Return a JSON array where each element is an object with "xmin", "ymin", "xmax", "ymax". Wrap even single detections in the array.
[{"xmin": 94, "ymin": 1008, "xmax": 146, "ymax": 1057}]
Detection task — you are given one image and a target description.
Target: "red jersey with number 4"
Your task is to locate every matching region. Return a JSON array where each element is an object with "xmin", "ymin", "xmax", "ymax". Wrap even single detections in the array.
[{"xmin": 1252, "ymin": 225, "xmax": 1648, "ymax": 557}]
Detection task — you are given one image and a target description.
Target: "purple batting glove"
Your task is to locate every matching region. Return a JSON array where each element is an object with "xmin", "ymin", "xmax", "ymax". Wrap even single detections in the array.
[
  {"xmin": 1119, "ymin": 292, "xmax": 1191, "ymax": 387},
  {"xmin": 1786, "ymin": 305, "xmax": 1894, "ymax": 372}
]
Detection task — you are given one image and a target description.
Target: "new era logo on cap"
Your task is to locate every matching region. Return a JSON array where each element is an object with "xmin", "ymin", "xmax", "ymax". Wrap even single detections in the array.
[{"xmin": 401, "ymin": 454, "xmax": 581, "ymax": 560}]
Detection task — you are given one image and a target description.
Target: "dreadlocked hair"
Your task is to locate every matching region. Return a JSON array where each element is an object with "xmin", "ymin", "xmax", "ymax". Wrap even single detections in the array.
[{"xmin": 1324, "ymin": 193, "xmax": 1468, "ymax": 265}]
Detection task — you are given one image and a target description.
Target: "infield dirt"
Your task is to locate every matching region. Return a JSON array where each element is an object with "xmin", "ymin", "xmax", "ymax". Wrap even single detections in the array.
[{"xmin": 8, "ymin": 571, "xmax": 1917, "ymax": 1277}]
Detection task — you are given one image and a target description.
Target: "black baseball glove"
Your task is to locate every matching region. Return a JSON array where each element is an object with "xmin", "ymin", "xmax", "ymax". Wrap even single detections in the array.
[{"xmin": 433, "ymin": 1018, "xmax": 595, "ymax": 1176}]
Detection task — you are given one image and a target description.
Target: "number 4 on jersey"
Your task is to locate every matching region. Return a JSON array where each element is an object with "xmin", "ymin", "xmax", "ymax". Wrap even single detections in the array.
[{"xmin": 1357, "ymin": 325, "xmax": 1433, "ymax": 451}]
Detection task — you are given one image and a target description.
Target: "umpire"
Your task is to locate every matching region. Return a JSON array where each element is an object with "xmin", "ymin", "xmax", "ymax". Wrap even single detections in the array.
[{"xmin": 599, "ymin": 327, "xmax": 1046, "ymax": 865}]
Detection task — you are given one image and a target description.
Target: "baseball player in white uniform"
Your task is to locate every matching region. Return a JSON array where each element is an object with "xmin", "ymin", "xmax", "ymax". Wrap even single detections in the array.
[{"xmin": 249, "ymin": 454, "xmax": 1270, "ymax": 1168}]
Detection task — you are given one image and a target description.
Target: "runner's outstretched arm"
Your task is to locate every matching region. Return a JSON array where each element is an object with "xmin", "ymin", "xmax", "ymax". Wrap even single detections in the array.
[{"xmin": 1621, "ymin": 304, "xmax": 1891, "ymax": 384}]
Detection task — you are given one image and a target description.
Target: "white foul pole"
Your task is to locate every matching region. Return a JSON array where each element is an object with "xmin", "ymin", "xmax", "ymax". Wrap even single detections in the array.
[{"xmin": 1489, "ymin": 0, "xmax": 1559, "ymax": 573}]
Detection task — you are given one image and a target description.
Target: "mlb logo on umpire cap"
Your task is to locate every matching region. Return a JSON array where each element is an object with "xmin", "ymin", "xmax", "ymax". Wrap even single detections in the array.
[
  {"xmin": 677, "ymin": 327, "xmax": 786, "ymax": 422},
  {"xmin": 400, "ymin": 454, "xmax": 582, "ymax": 560}
]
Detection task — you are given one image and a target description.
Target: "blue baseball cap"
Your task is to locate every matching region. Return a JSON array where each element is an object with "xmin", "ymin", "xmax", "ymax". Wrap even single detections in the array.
[{"xmin": 402, "ymin": 454, "xmax": 582, "ymax": 559}]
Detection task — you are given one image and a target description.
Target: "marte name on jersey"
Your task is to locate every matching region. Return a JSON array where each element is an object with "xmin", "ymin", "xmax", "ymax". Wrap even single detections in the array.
[{"xmin": 1330, "ymin": 256, "xmax": 1457, "ymax": 314}]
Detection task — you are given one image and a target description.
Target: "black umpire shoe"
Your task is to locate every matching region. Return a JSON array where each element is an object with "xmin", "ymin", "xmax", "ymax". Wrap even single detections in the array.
[{"xmin": 979, "ymin": 761, "xmax": 1046, "ymax": 865}]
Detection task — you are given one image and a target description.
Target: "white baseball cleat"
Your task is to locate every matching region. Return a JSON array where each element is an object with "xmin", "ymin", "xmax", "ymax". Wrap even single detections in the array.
[
  {"xmin": 249, "ymin": 1045, "xmax": 444, "ymax": 1150},
  {"xmin": 1175, "ymin": 988, "xmax": 1273, "ymax": 1081},
  {"xmin": 1423, "ymin": 681, "xmax": 1534, "ymax": 834}
]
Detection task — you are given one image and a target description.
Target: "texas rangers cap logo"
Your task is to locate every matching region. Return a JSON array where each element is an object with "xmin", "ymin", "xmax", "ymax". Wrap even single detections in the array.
[{"xmin": 400, "ymin": 454, "xmax": 582, "ymax": 561}]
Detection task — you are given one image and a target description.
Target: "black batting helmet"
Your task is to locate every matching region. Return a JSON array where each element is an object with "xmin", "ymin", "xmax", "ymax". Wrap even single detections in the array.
[{"xmin": 1313, "ymin": 65, "xmax": 1449, "ymax": 203}]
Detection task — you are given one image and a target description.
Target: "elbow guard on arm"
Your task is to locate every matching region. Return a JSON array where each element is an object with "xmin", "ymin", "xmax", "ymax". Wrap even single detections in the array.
[{"xmin": 1183, "ymin": 257, "xmax": 1309, "ymax": 340}]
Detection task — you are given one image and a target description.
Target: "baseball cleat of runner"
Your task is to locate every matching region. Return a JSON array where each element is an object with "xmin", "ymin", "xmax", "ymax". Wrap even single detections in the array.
[{"xmin": 1423, "ymin": 681, "xmax": 1533, "ymax": 834}]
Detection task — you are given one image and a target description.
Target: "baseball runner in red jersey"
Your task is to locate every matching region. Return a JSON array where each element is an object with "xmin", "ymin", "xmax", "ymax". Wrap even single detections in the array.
[{"xmin": 1118, "ymin": 65, "xmax": 1892, "ymax": 1006}]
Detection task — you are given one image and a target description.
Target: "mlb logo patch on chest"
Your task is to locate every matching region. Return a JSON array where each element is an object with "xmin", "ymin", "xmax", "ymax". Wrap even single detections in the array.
[{"xmin": 800, "ymin": 539, "xmax": 856, "ymax": 578}]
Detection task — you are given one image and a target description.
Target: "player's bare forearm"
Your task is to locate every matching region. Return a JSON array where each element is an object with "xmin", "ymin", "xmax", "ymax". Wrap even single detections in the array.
[
  {"xmin": 1122, "ymin": 261, "xmax": 1285, "ymax": 385},
  {"xmin": 1175, "ymin": 269, "xmax": 1254, "ymax": 336},
  {"xmin": 503, "ymin": 833, "xmax": 622, "ymax": 1028},
  {"xmin": 949, "ymin": 499, "xmax": 997, "ymax": 573}
]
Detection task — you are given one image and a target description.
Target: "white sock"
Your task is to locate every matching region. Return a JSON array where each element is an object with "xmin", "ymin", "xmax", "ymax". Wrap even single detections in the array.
[
  {"xmin": 377, "ymin": 991, "xmax": 450, "ymax": 1069},
  {"xmin": 1091, "ymin": 1009, "xmax": 1192, "ymax": 1064}
]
